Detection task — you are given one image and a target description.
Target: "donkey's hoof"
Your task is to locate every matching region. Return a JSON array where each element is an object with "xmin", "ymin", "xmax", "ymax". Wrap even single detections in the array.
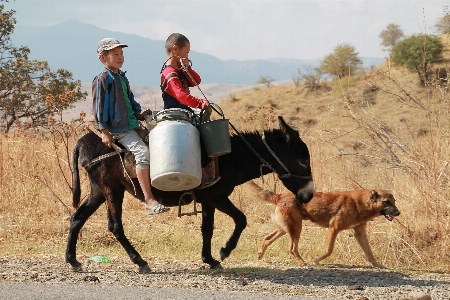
[
  {"xmin": 219, "ymin": 248, "xmax": 230, "ymax": 261},
  {"xmin": 211, "ymin": 263, "xmax": 223, "ymax": 270},
  {"xmin": 70, "ymin": 262, "xmax": 83, "ymax": 272},
  {"xmin": 139, "ymin": 264, "xmax": 151, "ymax": 274}
]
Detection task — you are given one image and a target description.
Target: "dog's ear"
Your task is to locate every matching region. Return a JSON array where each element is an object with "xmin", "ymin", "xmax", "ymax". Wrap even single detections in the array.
[{"xmin": 370, "ymin": 190, "xmax": 379, "ymax": 202}]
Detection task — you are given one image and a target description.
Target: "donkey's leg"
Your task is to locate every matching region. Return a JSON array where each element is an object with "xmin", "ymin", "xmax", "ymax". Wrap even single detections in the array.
[
  {"xmin": 66, "ymin": 182, "xmax": 105, "ymax": 271},
  {"xmin": 211, "ymin": 197, "xmax": 247, "ymax": 262},
  {"xmin": 200, "ymin": 203, "xmax": 222, "ymax": 269},
  {"xmin": 106, "ymin": 188, "xmax": 151, "ymax": 274}
]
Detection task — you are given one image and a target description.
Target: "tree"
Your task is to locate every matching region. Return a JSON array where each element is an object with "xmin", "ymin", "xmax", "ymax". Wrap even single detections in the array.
[
  {"xmin": 0, "ymin": 5, "xmax": 86, "ymax": 133},
  {"xmin": 379, "ymin": 23, "xmax": 404, "ymax": 53},
  {"xmin": 391, "ymin": 34, "xmax": 444, "ymax": 85},
  {"xmin": 292, "ymin": 67, "xmax": 322, "ymax": 90},
  {"xmin": 318, "ymin": 44, "xmax": 362, "ymax": 78},
  {"xmin": 435, "ymin": 6, "xmax": 450, "ymax": 34},
  {"xmin": 257, "ymin": 75, "xmax": 275, "ymax": 88}
]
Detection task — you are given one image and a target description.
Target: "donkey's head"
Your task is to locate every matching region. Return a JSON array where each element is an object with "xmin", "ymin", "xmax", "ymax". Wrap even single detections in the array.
[{"xmin": 267, "ymin": 117, "xmax": 314, "ymax": 204}]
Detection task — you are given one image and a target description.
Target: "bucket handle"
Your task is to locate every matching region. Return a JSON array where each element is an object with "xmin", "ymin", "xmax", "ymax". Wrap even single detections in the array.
[
  {"xmin": 211, "ymin": 103, "xmax": 225, "ymax": 119},
  {"xmin": 200, "ymin": 103, "xmax": 226, "ymax": 122}
]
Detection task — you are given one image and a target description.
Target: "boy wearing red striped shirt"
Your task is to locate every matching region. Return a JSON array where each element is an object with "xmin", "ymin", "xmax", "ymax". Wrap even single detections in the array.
[{"xmin": 160, "ymin": 33, "xmax": 219, "ymax": 189}]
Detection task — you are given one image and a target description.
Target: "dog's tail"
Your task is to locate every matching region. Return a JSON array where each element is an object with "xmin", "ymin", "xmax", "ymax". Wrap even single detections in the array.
[{"xmin": 243, "ymin": 180, "xmax": 279, "ymax": 205}]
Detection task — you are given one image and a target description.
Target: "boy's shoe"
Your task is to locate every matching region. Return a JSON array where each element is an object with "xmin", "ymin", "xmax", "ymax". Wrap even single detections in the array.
[
  {"xmin": 146, "ymin": 203, "xmax": 170, "ymax": 215},
  {"xmin": 197, "ymin": 176, "xmax": 221, "ymax": 189}
]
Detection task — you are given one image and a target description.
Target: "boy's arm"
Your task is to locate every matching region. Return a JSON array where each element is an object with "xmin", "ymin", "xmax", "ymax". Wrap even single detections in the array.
[
  {"xmin": 92, "ymin": 73, "xmax": 114, "ymax": 148},
  {"xmin": 163, "ymin": 70, "xmax": 209, "ymax": 109},
  {"xmin": 183, "ymin": 67, "xmax": 201, "ymax": 87},
  {"xmin": 92, "ymin": 74, "xmax": 109, "ymax": 130}
]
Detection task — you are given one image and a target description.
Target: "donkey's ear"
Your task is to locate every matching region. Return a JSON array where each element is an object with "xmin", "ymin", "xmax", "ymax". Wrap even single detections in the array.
[{"xmin": 278, "ymin": 116, "xmax": 297, "ymax": 142}]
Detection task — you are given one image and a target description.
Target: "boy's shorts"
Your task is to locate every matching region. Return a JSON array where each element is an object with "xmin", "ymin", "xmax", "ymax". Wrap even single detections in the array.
[{"xmin": 110, "ymin": 130, "xmax": 149, "ymax": 170}]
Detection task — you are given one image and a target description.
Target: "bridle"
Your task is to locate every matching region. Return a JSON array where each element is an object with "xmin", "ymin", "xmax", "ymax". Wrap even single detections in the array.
[{"xmin": 261, "ymin": 136, "xmax": 312, "ymax": 180}]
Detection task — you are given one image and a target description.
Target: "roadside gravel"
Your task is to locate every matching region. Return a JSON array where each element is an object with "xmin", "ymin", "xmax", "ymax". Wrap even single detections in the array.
[{"xmin": 0, "ymin": 256, "xmax": 448, "ymax": 299}]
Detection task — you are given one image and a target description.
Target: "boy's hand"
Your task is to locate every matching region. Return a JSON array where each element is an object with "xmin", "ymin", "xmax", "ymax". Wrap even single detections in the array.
[
  {"xmin": 101, "ymin": 130, "xmax": 113, "ymax": 148},
  {"xmin": 201, "ymin": 100, "xmax": 211, "ymax": 110},
  {"xmin": 137, "ymin": 109, "xmax": 152, "ymax": 121},
  {"xmin": 180, "ymin": 58, "xmax": 190, "ymax": 69}
]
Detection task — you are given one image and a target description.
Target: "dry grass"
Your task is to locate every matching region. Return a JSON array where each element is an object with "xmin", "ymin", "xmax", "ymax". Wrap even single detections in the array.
[
  {"xmin": 217, "ymin": 56, "xmax": 450, "ymax": 271},
  {"xmin": 1, "ymin": 49, "xmax": 450, "ymax": 272}
]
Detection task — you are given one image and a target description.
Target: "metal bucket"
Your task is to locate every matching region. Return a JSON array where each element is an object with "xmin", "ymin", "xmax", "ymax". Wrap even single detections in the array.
[
  {"xmin": 149, "ymin": 109, "xmax": 201, "ymax": 191},
  {"xmin": 198, "ymin": 104, "xmax": 231, "ymax": 157}
]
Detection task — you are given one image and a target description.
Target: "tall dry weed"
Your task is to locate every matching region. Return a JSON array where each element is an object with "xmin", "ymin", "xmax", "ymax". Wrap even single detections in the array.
[
  {"xmin": 304, "ymin": 63, "xmax": 450, "ymax": 270},
  {"xmin": 0, "ymin": 115, "xmax": 87, "ymax": 253}
]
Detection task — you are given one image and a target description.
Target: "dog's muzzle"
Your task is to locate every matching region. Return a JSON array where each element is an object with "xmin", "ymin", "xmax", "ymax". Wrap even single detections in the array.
[{"xmin": 382, "ymin": 207, "xmax": 400, "ymax": 221}]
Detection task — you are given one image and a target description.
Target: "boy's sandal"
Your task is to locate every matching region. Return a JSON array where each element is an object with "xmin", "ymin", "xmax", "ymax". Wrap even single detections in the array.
[
  {"xmin": 146, "ymin": 203, "xmax": 170, "ymax": 215},
  {"xmin": 197, "ymin": 176, "xmax": 221, "ymax": 190}
]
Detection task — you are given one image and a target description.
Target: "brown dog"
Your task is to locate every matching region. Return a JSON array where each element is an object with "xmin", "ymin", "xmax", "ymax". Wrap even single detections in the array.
[{"xmin": 244, "ymin": 181, "xmax": 400, "ymax": 268}]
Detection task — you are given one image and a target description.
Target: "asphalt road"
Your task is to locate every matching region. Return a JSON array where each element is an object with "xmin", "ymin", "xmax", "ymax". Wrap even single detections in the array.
[{"xmin": 0, "ymin": 281, "xmax": 336, "ymax": 300}]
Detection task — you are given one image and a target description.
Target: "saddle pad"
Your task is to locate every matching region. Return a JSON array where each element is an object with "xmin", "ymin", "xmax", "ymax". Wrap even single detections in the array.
[{"xmin": 124, "ymin": 152, "xmax": 137, "ymax": 178}]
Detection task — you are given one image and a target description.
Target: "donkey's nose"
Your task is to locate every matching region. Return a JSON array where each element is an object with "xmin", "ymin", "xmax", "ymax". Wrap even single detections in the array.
[{"xmin": 296, "ymin": 181, "xmax": 314, "ymax": 204}]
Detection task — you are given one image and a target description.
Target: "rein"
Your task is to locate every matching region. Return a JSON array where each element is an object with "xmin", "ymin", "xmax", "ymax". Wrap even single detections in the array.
[
  {"xmin": 82, "ymin": 151, "xmax": 122, "ymax": 169},
  {"xmin": 261, "ymin": 137, "xmax": 312, "ymax": 180},
  {"xmin": 173, "ymin": 57, "xmax": 312, "ymax": 181}
]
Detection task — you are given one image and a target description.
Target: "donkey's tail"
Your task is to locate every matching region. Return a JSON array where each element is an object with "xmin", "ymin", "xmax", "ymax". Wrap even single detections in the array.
[
  {"xmin": 243, "ymin": 180, "xmax": 279, "ymax": 205},
  {"xmin": 72, "ymin": 141, "xmax": 82, "ymax": 209}
]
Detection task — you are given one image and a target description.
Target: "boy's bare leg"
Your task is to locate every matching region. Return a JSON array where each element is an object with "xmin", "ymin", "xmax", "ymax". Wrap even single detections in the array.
[{"xmin": 136, "ymin": 168, "xmax": 158, "ymax": 209}]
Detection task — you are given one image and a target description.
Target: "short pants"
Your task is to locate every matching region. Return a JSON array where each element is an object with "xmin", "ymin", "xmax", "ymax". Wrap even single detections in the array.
[{"xmin": 110, "ymin": 129, "xmax": 149, "ymax": 170}]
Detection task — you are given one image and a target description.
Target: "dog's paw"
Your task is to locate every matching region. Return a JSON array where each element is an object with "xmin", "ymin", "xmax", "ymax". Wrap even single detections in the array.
[
  {"xmin": 298, "ymin": 261, "xmax": 309, "ymax": 268},
  {"xmin": 313, "ymin": 256, "xmax": 321, "ymax": 266},
  {"xmin": 373, "ymin": 263, "xmax": 387, "ymax": 269}
]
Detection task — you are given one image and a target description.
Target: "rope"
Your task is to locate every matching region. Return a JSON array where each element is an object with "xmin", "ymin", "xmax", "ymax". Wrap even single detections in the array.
[
  {"xmin": 262, "ymin": 137, "xmax": 290, "ymax": 175},
  {"xmin": 83, "ymin": 151, "xmax": 121, "ymax": 169}
]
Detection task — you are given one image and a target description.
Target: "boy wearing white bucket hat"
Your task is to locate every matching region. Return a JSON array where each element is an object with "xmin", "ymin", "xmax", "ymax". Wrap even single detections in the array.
[{"xmin": 93, "ymin": 38, "xmax": 169, "ymax": 215}]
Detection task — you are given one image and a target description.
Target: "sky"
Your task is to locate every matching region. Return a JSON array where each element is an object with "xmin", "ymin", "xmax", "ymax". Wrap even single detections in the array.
[{"xmin": 3, "ymin": 0, "xmax": 449, "ymax": 61}]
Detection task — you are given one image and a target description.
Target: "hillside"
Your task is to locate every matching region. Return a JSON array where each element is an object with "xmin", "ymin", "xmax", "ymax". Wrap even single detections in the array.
[
  {"xmin": 217, "ymin": 67, "xmax": 439, "ymax": 146},
  {"xmin": 217, "ymin": 35, "xmax": 450, "ymax": 149},
  {"xmin": 214, "ymin": 35, "xmax": 450, "ymax": 200}
]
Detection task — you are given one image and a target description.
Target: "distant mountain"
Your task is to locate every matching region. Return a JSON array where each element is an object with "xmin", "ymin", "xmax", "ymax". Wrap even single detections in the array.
[{"xmin": 11, "ymin": 20, "xmax": 383, "ymax": 85}]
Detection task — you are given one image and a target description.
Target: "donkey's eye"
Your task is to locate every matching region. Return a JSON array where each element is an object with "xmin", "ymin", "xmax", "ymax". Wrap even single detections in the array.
[{"xmin": 297, "ymin": 159, "xmax": 309, "ymax": 168}]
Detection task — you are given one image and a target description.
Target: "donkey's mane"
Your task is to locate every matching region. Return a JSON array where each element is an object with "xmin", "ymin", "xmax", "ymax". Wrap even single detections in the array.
[{"xmin": 230, "ymin": 128, "xmax": 283, "ymax": 138}]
